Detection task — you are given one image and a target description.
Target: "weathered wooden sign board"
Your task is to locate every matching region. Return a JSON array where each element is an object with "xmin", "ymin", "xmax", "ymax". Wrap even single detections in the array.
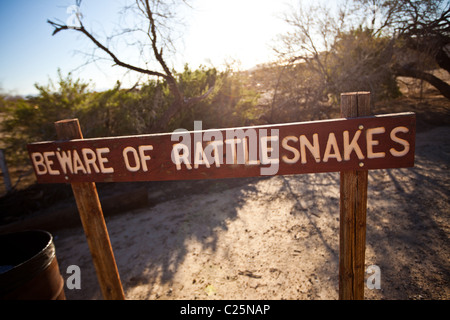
[
  {"xmin": 25, "ymin": 91, "xmax": 416, "ymax": 301},
  {"xmin": 28, "ymin": 112, "xmax": 415, "ymax": 184}
]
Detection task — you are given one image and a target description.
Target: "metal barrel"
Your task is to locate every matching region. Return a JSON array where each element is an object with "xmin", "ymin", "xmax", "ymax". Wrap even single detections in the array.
[{"xmin": 0, "ymin": 230, "xmax": 66, "ymax": 300}]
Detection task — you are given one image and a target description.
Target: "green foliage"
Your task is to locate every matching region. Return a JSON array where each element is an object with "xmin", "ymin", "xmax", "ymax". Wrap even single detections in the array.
[
  {"xmin": 329, "ymin": 28, "xmax": 402, "ymax": 101},
  {"xmin": 173, "ymin": 65, "xmax": 260, "ymax": 130},
  {"xmin": 0, "ymin": 66, "xmax": 259, "ymax": 166},
  {"xmin": 1, "ymin": 70, "xmax": 90, "ymax": 164},
  {"xmin": 78, "ymin": 80, "xmax": 168, "ymax": 138}
]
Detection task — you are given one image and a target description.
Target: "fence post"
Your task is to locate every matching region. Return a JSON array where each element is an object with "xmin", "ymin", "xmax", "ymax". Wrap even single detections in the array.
[
  {"xmin": 339, "ymin": 92, "xmax": 370, "ymax": 300},
  {"xmin": 55, "ymin": 119, "xmax": 125, "ymax": 300},
  {"xmin": 0, "ymin": 149, "xmax": 12, "ymax": 193}
]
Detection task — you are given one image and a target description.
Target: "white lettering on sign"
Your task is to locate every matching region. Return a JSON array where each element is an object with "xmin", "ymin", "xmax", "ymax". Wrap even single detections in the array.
[
  {"xmin": 43, "ymin": 151, "xmax": 60, "ymax": 175},
  {"xmin": 367, "ymin": 127, "xmax": 386, "ymax": 159},
  {"xmin": 73, "ymin": 150, "xmax": 86, "ymax": 173},
  {"xmin": 271, "ymin": 125, "xmax": 410, "ymax": 166},
  {"xmin": 170, "ymin": 122, "xmax": 279, "ymax": 175},
  {"xmin": 281, "ymin": 136, "xmax": 300, "ymax": 164},
  {"xmin": 260, "ymin": 131, "xmax": 279, "ymax": 176},
  {"xmin": 55, "ymin": 150, "xmax": 72, "ymax": 174},
  {"xmin": 194, "ymin": 141, "xmax": 210, "ymax": 169},
  {"xmin": 343, "ymin": 130, "xmax": 365, "ymax": 161},
  {"xmin": 31, "ymin": 152, "xmax": 48, "ymax": 175},
  {"xmin": 300, "ymin": 134, "xmax": 320, "ymax": 164},
  {"xmin": 122, "ymin": 145, "xmax": 153, "ymax": 172},
  {"xmin": 323, "ymin": 132, "xmax": 342, "ymax": 163},
  {"xmin": 389, "ymin": 126, "xmax": 410, "ymax": 157},
  {"xmin": 30, "ymin": 125, "xmax": 412, "ymax": 177},
  {"xmin": 97, "ymin": 148, "xmax": 114, "ymax": 173},
  {"xmin": 82, "ymin": 148, "xmax": 100, "ymax": 174},
  {"xmin": 31, "ymin": 148, "xmax": 114, "ymax": 176},
  {"xmin": 225, "ymin": 128, "xmax": 258, "ymax": 165},
  {"xmin": 123, "ymin": 146, "xmax": 140, "ymax": 172},
  {"xmin": 27, "ymin": 113, "xmax": 415, "ymax": 182},
  {"xmin": 204, "ymin": 140, "xmax": 224, "ymax": 168}
]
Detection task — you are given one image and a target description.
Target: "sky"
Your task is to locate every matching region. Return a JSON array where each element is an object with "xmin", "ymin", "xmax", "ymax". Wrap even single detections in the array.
[{"xmin": 0, "ymin": 0, "xmax": 293, "ymax": 96}]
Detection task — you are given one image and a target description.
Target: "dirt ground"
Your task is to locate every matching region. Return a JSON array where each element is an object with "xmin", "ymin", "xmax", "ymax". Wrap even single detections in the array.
[{"xmin": 49, "ymin": 102, "xmax": 449, "ymax": 300}]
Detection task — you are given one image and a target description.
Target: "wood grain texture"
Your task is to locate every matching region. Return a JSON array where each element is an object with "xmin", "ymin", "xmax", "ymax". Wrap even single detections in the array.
[
  {"xmin": 55, "ymin": 119, "xmax": 125, "ymax": 300},
  {"xmin": 30, "ymin": 113, "xmax": 416, "ymax": 184},
  {"xmin": 339, "ymin": 92, "xmax": 370, "ymax": 300}
]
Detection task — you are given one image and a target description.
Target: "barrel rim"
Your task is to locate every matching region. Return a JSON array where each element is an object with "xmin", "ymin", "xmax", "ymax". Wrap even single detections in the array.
[{"xmin": 0, "ymin": 229, "xmax": 56, "ymax": 295}]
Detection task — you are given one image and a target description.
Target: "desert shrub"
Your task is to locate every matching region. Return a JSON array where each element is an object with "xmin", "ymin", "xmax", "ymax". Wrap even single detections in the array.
[
  {"xmin": 328, "ymin": 28, "xmax": 402, "ymax": 101},
  {"xmin": 173, "ymin": 65, "xmax": 260, "ymax": 130},
  {"xmin": 0, "ymin": 71, "xmax": 90, "ymax": 165},
  {"xmin": 0, "ymin": 66, "xmax": 260, "ymax": 166}
]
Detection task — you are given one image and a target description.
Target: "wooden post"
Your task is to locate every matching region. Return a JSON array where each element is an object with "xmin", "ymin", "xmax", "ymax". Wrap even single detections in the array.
[
  {"xmin": 0, "ymin": 149, "xmax": 12, "ymax": 193},
  {"xmin": 55, "ymin": 119, "xmax": 125, "ymax": 300},
  {"xmin": 339, "ymin": 92, "xmax": 370, "ymax": 300}
]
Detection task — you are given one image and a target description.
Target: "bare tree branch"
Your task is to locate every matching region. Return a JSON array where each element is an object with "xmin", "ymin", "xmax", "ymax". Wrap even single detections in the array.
[
  {"xmin": 47, "ymin": 0, "xmax": 216, "ymax": 131},
  {"xmin": 394, "ymin": 64, "xmax": 450, "ymax": 99},
  {"xmin": 48, "ymin": 20, "xmax": 167, "ymax": 79}
]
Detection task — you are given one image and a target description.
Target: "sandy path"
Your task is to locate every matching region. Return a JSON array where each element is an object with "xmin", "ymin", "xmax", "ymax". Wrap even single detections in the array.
[{"xmin": 53, "ymin": 126, "xmax": 450, "ymax": 300}]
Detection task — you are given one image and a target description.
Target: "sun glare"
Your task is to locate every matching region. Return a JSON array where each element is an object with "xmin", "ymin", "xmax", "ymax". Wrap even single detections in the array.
[{"xmin": 181, "ymin": 0, "xmax": 289, "ymax": 70}]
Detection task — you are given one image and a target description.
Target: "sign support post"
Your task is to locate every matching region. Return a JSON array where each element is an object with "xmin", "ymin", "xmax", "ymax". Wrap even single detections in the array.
[
  {"xmin": 339, "ymin": 92, "xmax": 370, "ymax": 300},
  {"xmin": 55, "ymin": 119, "xmax": 125, "ymax": 300},
  {"xmin": 0, "ymin": 149, "xmax": 12, "ymax": 193}
]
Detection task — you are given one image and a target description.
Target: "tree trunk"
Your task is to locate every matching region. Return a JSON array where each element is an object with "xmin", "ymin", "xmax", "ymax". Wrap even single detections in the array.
[
  {"xmin": 435, "ymin": 46, "xmax": 450, "ymax": 75},
  {"xmin": 394, "ymin": 65, "xmax": 450, "ymax": 100}
]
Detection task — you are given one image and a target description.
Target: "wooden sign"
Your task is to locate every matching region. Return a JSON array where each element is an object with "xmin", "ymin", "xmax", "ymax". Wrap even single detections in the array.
[
  {"xmin": 28, "ymin": 112, "xmax": 415, "ymax": 184},
  {"xmin": 24, "ymin": 92, "xmax": 415, "ymax": 301}
]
